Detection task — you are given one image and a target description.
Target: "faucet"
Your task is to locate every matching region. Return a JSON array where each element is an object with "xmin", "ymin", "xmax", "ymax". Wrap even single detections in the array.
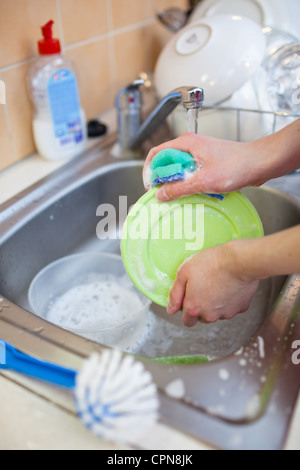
[{"xmin": 115, "ymin": 81, "xmax": 204, "ymax": 155}]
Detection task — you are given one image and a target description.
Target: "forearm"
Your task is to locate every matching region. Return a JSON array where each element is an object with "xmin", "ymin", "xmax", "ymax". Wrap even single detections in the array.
[
  {"xmin": 251, "ymin": 118, "xmax": 300, "ymax": 182},
  {"xmin": 144, "ymin": 119, "xmax": 300, "ymax": 201},
  {"xmin": 167, "ymin": 224, "xmax": 300, "ymax": 325},
  {"xmin": 231, "ymin": 224, "xmax": 300, "ymax": 281}
]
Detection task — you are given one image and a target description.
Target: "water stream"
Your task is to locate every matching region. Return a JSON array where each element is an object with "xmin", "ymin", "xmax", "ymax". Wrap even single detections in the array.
[{"xmin": 187, "ymin": 107, "xmax": 200, "ymax": 134}]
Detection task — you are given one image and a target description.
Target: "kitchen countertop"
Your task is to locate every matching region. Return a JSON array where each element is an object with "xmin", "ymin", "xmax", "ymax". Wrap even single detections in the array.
[{"xmin": 0, "ymin": 112, "xmax": 299, "ymax": 450}]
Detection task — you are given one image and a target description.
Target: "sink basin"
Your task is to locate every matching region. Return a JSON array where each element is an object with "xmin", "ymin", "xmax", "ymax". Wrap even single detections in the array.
[{"xmin": 0, "ymin": 134, "xmax": 299, "ymax": 449}]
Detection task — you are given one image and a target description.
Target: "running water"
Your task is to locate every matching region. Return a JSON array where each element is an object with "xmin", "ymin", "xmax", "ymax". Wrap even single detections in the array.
[{"xmin": 187, "ymin": 107, "xmax": 200, "ymax": 134}]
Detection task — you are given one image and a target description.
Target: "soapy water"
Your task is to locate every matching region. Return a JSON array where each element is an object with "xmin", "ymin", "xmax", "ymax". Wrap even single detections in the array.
[
  {"xmin": 126, "ymin": 309, "xmax": 215, "ymax": 360},
  {"xmin": 45, "ymin": 272, "xmax": 201, "ymax": 356},
  {"xmin": 44, "ymin": 271, "xmax": 214, "ymax": 357},
  {"xmin": 44, "ymin": 268, "xmax": 276, "ymax": 360},
  {"xmin": 44, "ymin": 272, "xmax": 150, "ymax": 350},
  {"xmin": 46, "ymin": 280, "xmax": 145, "ymax": 331},
  {"xmin": 130, "ymin": 277, "xmax": 276, "ymax": 360}
]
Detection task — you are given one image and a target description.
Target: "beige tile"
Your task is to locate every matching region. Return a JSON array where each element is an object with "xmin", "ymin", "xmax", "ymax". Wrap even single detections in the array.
[
  {"xmin": 147, "ymin": 20, "xmax": 176, "ymax": 66},
  {"xmin": 110, "ymin": 0, "xmax": 151, "ymax": 30},
  {"xmin": 60, "ymin": 0, "xmax": 109, "ymax": 46},
  {"xmin": 2, "ymin": 64, "xmax": 35, "ymax": 161},
  {"xmin": 65, "ymin": 38, "xmax": 113, "ymax": 119},
  {"xmin": 0, "ymin": 105, "xmax": 15, "ymax": 171},
  {"xmin": 113, "ymin": 26, "xmax": 156, "ymax": 93},
  {"xmin": 0, "ymin": 0, "xmax": 59, "ymax": 68}
]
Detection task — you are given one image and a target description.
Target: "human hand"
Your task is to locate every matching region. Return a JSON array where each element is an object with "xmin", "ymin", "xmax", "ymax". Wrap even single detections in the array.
[
  {"xmin": 167, "ymin": 240, "xmax": 260, "ymax": 327},
  {"xmin": 143, "ymin": 133, "xmax": 269, "ymax": 202}
]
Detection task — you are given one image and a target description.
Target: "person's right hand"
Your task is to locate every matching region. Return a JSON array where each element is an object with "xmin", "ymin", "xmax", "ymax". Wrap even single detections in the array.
[
  {"xmin": 166, "ymin": 240, "xmax": 260, "ymax": 326},
  {"xmin": 143, "ymin": 132, "xmax": 271, "ymax": 202}
]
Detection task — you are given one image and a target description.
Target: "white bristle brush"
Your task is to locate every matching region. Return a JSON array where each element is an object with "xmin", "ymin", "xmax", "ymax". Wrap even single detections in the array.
[
  {"xmin": 75, "ymin": 350, "xmax": 160, "ymax": 442},
  {"xmin": 0, "ymin": 341, "xmax": 159, "ymax": 443}
]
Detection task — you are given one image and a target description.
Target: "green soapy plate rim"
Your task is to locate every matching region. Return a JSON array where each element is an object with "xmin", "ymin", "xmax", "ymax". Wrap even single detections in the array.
[
  {"xmin": 121, "ymin": 187, "xmax": 264, "ymax": 308},
  {"xmin": 134, "ymin": 353, "xmax": 209, "ymax": 365},
  {"xmin": 152, "ymin": 355, "xmax": 209, "ymax": 365}
]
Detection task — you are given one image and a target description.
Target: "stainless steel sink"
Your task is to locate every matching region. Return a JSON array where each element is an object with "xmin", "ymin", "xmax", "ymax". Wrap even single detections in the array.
[{"xmin": 0, "ymin": 133, "xmax": 299, "ymax": 450}]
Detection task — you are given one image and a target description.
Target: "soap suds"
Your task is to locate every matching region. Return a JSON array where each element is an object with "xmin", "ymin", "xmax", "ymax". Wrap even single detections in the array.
[
  {"xmin": 257, "ymin": 336, "xmax": 265, "ymax": 359},
  {"xmin": 143, "ymin": 165, "xmax": 152, "ymax": 190},
  {"xmin": 218, "ymin": 369, "xmax": 230, "ymax": 381},
  {"xmin": 165, "ymin": 379, "xmax": 185, "ymax": 399},
  {"xmin": 47, "ymin": 279, "xmax": 145, "ymax": 330},
  {"xmin": 45, "ymin": 273, "xmax": 149, "ymax": 350},
  {"xmin": 234, "ymin": 347, "xmax": 244, "ymax": 356},
  {"xmin": 246, "ymin": 394, "xmax": 261, "ymax": 419}
]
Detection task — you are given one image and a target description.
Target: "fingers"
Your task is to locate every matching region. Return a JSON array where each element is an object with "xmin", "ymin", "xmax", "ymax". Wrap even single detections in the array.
[
  {"xmin": 181, "ymin": 309, "xmax": 198, "ymax": 327},
  {"xmin": 167, "ymin": 273, "xmax": 186, "ymax": 315},
  {"xmin": 143, "ymin": 142, "xmax": 177, "ymax": 190},
  {"xmin": 167, "ymin": 266, "xmax": 203, "ymax": 328},
  {"xmin": 155, "ymin": 173, "xmax": 202, "ymax": 202},
  {"xmin": 167, "ymin": 277, "xmax": 223, "ymax": 327}
]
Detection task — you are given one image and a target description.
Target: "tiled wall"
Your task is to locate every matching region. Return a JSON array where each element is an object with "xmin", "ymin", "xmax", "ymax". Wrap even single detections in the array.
[{"xmin": 0, "ymin": 0, "xmax": 188, "ymax": 171}]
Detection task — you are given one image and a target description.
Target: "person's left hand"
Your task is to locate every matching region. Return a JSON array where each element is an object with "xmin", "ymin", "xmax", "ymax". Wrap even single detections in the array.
[{"xmin": 167, "ymin": 241, "xmax": 260, "ymax": 327}]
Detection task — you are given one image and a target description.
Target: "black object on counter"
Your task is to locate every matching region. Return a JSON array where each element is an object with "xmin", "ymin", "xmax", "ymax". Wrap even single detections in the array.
[{"xmin": 87, "ymin": 119, "xmax": 107, "ymax": 138}]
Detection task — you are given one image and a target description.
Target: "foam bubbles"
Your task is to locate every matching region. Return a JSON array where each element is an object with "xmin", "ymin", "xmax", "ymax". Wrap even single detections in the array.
[{"xmin": 46, "ymin": 278, "xmax": 145, "ymax": 331}]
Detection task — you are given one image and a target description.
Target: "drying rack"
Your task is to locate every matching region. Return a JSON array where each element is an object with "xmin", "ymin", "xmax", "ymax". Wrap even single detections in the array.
[{"xmin": 200, "ymin": 104, "xmax": 300, "ymax": 142}]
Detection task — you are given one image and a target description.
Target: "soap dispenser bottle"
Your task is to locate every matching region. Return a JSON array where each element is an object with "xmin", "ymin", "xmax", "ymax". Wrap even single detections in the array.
[{"xmin": 28, "ymin": 20, "xmax": 87, "ymax": 161}]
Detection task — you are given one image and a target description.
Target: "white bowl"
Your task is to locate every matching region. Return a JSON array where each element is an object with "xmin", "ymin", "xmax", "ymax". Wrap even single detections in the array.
[
  {"xmin": 28, "ymin": 253, "xmax": 150, "ymax": 350},
  {"xmin": 154, "ymin": 14, "xmax": 266, "ymax": 105},
  {"xmin": 188, "ymin": 0, "xmax": 290, "ymax": 31}
]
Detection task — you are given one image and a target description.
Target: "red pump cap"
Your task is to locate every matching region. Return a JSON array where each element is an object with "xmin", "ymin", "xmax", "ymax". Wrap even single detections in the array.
[{"xmin": 38, "ymin": 20, "xmax": 61, "ymax": 55}]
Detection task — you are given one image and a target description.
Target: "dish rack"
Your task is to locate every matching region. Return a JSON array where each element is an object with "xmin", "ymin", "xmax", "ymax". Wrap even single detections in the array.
[{"xmin": 200, "ymin": 104, "xmax": 300, "ymax": 142}]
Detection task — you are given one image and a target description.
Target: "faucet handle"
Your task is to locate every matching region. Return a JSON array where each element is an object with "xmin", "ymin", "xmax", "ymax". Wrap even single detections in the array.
[
  {"xmin": 116, "ymin": 78, "xmax": 144, "ymax": 110},
  {"xmin": 127, "ymin": 78, "xmax": 144, "ymax": 91},
  {"xmin": 172, "ymin": 86, "xmax": 204, "ymax": 109},
  {"xmin": 116, "ymin": 78, "xmax": 146, "ymax": 153}
]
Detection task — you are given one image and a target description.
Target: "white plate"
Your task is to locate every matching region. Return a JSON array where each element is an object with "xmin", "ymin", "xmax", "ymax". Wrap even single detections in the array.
[
  {"xmin": 188, "ymin": 0, "xmax": 290, "ymax": 29},
  {"xmin": 154, "ymin": 14, "xmax": 266, "ymax": 105}
]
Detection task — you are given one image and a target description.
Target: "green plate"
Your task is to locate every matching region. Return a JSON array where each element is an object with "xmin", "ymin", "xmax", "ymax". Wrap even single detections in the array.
[{"xmin": 121, "ymin": 188, "xmax": 264, "ymax": 307}]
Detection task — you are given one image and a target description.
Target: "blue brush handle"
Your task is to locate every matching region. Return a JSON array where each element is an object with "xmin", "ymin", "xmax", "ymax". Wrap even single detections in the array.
[{"xmin": 0, "ymin": 341, "xmax": 77, "ymax": 389}]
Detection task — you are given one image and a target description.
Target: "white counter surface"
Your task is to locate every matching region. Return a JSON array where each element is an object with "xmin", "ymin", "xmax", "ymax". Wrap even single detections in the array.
[{"xmin": 0, "ymin": 112, "xmax": 299, "ymax": 450}]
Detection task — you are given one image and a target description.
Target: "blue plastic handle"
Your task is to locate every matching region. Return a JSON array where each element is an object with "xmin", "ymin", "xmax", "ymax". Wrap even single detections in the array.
[{"xmin": 0, "ymin": 340, "xmax": 77, "ymax": 389}]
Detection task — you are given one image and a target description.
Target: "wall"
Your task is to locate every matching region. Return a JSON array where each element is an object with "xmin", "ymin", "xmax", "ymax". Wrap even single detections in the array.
[{"xmin": 0, "ymin": 0, "xmax": 188, "ymax": 171}]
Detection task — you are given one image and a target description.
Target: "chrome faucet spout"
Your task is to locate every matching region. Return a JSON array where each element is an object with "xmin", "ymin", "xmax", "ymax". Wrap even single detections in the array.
[
  {"xmin": 173, "ymin": 86, "xmax": 204, "ymax": 109},
  {"xmin": 129, "ymin": 86, "xmax": 204, "ymax": 150},
  {"xmin": 115, "ymin": 81, "xmax": 204, "ymax": 153}
]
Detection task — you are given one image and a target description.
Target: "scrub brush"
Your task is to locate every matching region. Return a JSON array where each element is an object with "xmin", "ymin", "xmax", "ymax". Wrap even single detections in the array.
[
  {"xmin": 150, "ymin": 148, "xmax": 224, "ymax": 201},
  {"xmin": 0, "ymin": 341, "xmax": 159, "ymax": 443}
]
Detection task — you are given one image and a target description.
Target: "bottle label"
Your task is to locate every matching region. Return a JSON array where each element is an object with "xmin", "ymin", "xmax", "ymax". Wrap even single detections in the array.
[{"xmin": 47, "ymin": 69, "xmax": 84, "ymax": 147}]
